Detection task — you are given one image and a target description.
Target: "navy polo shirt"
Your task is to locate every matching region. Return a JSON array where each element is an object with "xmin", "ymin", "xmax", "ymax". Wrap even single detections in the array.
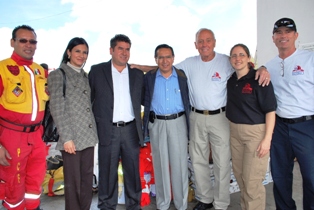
[{"xmin": 226, "ymin": 68, "xmax": 277, "ymax": 124}]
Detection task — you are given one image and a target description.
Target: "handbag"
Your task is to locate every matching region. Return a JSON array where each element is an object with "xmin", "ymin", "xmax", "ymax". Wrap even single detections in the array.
[
  {"xmin": 42, "ymin": 68, "xmax": 66, "ymax": 142},
  {"xmin": 42, "ymin": 166, "xmax": 65, "ymax": 196}
]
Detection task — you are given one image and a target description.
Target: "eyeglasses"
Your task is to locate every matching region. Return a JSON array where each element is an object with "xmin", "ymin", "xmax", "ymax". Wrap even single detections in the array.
[
  {"xmin": 280, "ymin": 61, "xmax": 284, "ymax": 77},
  {"xmin": 278, "ymin": 20, "xmax": 292, "ymax": 26},
  {"xmin": 157, "ymin": 55, "xmax": 173, "ymax": 60},
  {"xmin": 274, "ymin": 24, "xmax": 294, "ymax": 29},
  {"xmin": 230, "ymin": 53, "xmax": 247, "ymax": 59},
  {"xmin": 274, "ymin": 20, "xmax": 294, "ymax": 29},
  {"xmin": 14, "ymin": 38, "xmax": 37, "ymax": 45}
]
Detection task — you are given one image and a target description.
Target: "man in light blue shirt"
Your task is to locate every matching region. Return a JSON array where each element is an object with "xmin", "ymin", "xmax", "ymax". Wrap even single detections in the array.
[{"xmin": 142, "ymin": 44, "xmax": 190, "ymax": 210}]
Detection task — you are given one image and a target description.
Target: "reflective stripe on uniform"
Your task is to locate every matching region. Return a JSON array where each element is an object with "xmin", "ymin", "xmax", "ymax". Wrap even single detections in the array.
[
  {"xmin": 24, "ymin": 65, "xmax": 38, "ymax": 121},
  {"xmin": 3, "ymin": 199, "xmax": 24, "ymax": 208},
  {"xmin": 25, "ymin": 192, "xmax": 41, "ymax": 199}
]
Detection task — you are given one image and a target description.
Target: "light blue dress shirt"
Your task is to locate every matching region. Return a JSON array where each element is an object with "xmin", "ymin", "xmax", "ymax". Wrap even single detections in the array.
[{"xmin": 151, "ymin": 68, "xmax": 184, "ymax": 115}]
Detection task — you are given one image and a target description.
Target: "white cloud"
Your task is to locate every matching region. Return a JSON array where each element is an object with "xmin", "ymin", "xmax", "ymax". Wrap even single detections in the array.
[
  {"xmin": 0, "ymin": 0, "xmax": 257, "ymax": 71},
  {"xmin": 183, "ymin": 0, "xmax": 237, "ymax": 15},
  {"xmin": 0, "ymin": 28, "xmax": 12, "ymax": 52}
]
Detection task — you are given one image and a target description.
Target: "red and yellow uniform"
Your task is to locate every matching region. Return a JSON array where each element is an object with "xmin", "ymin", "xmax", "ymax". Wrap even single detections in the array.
[{"xmin": 0, "ymin": 52, "xmax": 49, "ymax": 210}]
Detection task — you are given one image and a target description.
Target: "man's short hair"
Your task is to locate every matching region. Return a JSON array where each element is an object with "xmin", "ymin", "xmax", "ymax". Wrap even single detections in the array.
[
  {"xmin": 195, "ymin": 28, "xmax": 215, "ymax": 42},
  {"xmin": 12, "ymin": 25, "xmax": 36, "ymax": 39},
  {"xmin": 154, "ymin": 44, "xmax": 175, "ymax": 58},
  {"xmin": 110, "ymin": 34, "xmax": 131, "ymax": 49}
]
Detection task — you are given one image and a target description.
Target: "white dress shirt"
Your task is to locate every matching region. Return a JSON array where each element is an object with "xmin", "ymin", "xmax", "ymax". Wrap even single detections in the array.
[{"xmin": 111, "ymin": 64, "xmax": 135, "ymax": 122}]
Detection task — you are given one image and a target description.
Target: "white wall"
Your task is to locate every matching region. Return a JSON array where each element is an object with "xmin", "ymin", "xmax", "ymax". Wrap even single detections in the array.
[{"xmin": 256, "ymin": 0, "xmax": 314, "ymax": 66}]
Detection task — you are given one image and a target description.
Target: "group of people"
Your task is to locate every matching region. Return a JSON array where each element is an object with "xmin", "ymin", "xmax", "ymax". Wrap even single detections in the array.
[{"xmin": 0, "ymin": 16, "xmax": 312, "ymax": 210}]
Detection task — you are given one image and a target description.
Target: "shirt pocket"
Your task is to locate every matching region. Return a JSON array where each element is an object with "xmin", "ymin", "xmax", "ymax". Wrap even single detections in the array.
[
  {"xmin": 5, "ymin": 76, "xmax": 26, "ymax": 104},
  {"xmin": 36, "ymin": 76, "xmax": 49, "ymax": 101}
]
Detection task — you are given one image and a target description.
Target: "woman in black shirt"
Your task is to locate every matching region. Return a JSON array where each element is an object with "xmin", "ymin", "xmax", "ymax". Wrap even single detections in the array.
[{"xmin": 226, "ymin": 44, "xmax": 277, "ymax": 210}]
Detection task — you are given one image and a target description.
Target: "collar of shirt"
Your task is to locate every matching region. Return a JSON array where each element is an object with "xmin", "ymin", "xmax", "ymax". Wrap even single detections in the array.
[
  {"xmin": 232, "ymin": 67, "xmax": 256, "ymax": 81},
  {"xmin": 111, "ymin": 63, "xmax": 128, "ymax": 75},
  {"xmin": 156, "ymin": 67, "xmax": 177, "ymax": 79}
]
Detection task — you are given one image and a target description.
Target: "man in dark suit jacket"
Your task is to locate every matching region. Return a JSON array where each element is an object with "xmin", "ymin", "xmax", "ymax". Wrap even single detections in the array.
[
  {"xmin": 142, "ymin": 44, "xmax": 190, "ymax": 210},
  {"xmin": 88, "ymin": 34, "xmax": 144, "ymax": 210}
]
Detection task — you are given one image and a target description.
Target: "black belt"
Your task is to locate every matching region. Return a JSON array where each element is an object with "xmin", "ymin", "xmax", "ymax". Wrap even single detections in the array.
[
  {"xmin": 276, "ymin": 115, "xmax": 314, "ymax": 124},
  {"xmin": 155, "ymin": 112, "xmax": 185, "ymax": 120},
  {"xmin": 112, "ymin": 120, "xmax": 134, "ymax": 127},
  {"xmin": 0, "ymin": 117, "xmax": 41, "ymax": 133},
  {"xmin": 192, "ymin": 107, "xmax": 225, "ymax": 115}
]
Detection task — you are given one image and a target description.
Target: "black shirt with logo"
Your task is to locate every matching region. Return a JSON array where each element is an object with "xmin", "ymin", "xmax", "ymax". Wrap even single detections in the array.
[{"xmin": 226, "ymin": 68, "xmax": 277, "ymax": 124}]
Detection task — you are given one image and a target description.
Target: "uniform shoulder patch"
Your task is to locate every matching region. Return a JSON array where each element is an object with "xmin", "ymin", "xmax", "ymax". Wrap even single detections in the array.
[{"xmin": 7, "ymin": 65, "xmax": 20, "ymax": 76}]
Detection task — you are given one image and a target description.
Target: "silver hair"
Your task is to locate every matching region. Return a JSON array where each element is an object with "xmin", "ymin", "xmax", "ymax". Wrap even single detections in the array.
[{"xmin": 195, "ymin": 28, "xmax": 216, "ymax": 41}]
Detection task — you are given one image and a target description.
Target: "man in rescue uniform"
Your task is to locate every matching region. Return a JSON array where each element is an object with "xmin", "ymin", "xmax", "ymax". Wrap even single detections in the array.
[{"xmin": 0, "ymin": 25, "xmax": 48, "ymax": 210}]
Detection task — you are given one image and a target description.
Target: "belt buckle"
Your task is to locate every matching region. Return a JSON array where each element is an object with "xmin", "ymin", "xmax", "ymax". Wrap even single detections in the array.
[
  {"xmin": 117, "ymin": 121, "xmax": 125, "ymax": 127},
  {"xmin": 203, "ymin": 110, "xmax": 209, "ymax": 115},
  {"xmin": 29, "ymin": 125, "xmax": 36, "ymax": 132},
  {"xmin": 164, "ymin": 115, "xmax": 171, "ymax": 120},
  {"xmin": 23, "ymin": 125, "xmax": 33, "ymax": 133},
  {"xmin": 288, "ymin": 119, "xmax": 295, "ymax": 124}
]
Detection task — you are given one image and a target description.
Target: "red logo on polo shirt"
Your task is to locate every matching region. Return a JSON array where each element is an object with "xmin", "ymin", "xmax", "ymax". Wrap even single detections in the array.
[
  {"xmin": 292, "ymin": 65, "xmax": 304, "ymax": 75},
  {"xmin": 211, "ymin": 72, "xmax": 221, "ymax": 81},
  {"xmin": 242, "ymin": 83, "xmax": 252, "ymax": 94}
]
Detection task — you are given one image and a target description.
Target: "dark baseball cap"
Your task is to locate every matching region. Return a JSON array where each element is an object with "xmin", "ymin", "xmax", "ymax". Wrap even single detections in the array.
[{"xmin": 273, "ymin": 18, "xmax": 297, "ymax": 34}]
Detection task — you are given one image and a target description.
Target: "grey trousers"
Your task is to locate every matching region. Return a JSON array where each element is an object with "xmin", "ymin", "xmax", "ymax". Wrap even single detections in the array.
[{"xmin": 148, "ymin": 114, "xmax": 188, "ymax": 210}]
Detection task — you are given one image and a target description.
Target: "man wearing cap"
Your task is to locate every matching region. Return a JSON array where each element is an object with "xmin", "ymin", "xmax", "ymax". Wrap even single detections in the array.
[{"xmin": 265, "ymin": 17, "xmax": 314, "ymax": 209}]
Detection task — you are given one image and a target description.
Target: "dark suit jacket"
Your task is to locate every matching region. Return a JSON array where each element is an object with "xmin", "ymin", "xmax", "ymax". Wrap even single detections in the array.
[
  {"xmin": 88, "ymin": 60, "xmax": 144, "ymax": 146},
  {"xmin": 143, "ymin": 67, "xmax": 190, "ymax": 138}
]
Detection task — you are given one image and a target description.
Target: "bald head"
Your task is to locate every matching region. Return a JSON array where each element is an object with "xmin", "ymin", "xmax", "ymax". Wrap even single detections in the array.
[{"xmin": 195, "ymin": 28, "xmax": 215, "ymax": 42}]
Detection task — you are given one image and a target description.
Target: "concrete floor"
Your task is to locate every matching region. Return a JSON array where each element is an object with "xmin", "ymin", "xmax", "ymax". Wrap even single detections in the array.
[{"xmin": 0, "ymin": 161, "xmax": 301, "ymax": 210}]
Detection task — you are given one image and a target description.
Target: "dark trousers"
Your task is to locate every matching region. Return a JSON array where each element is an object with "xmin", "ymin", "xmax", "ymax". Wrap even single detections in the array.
[
  {"xmin": 98, "ymin": 121, "xmax": 141, "ymax": 210},
  {"xmin": 62, "ymin": 147, "xmax": 94, "ymax": 210},
  {"xmin": 270, "ymin": 117, "xmax": 314, "ymax": 210}
]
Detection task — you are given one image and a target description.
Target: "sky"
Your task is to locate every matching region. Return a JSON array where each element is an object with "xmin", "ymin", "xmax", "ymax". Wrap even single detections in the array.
[{"xmin": 0, "ymin": 0, "xmax": 257, "ymax": 71}]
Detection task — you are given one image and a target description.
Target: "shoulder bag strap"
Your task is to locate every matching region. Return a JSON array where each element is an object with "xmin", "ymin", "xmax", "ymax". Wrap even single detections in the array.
[{"xmin": 59, "ymin": 68, "xmax": 66, "ymax": 98}]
